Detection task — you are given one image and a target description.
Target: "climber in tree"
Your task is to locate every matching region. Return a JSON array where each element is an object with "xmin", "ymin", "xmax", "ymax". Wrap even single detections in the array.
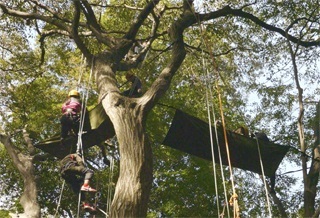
[
  {"xmin": 60, "ymin": 90, "xmax": 82, "ymax": 140},
  {"xmin": 60, "ymin": 153, "xmax": 97, "ymax": 211},
  {"xmin": 122, "ymin": 72, "xmax": 142, "ymax": 97}
]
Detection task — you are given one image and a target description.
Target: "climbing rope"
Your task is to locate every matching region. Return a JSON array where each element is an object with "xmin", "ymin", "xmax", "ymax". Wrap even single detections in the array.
[
  {"xmin": 254, "ymin": 135, "xmax": 272, "ymax": 217},
  {"xmin": 188, "ymin": 59, "xmax": 231, "ymax": 218},
  {"xmin": 106, "ymin": 157, "xmax": 115, "ymax": 217},
  {"xmin": 54, "ymin": 180, "xmax": 66, "ymax": 217},
  {"xmin": 193, "ymin": 11, "xmax": 239, "ymax": 215},
  {"xmin": 185, "ymin": 1, "xmax": 237, "ymax": 215},
  {"xmin": 200, "ymin": 21, "xmax": 273, "ymax": 217},
  {"xmin": 195, "ymin": 17, "xmax": 239, "ymax": 216},
  {"xmin": 76, "ymin": 56, "xmax": 94, "ymax": 159},
  {"xmin": 75, "ymin": 56, "xmax": 94, "ymax": 218},
  {"xmin": 206, "ymin": 74, "xmax": 232, "ymax": 218},
  {"xmin": 202, "ymin": 56, "xmax": 223, "ymax": 216}
]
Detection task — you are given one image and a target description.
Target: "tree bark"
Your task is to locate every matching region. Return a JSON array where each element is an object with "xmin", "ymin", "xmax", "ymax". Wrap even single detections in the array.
[
  {"xmin": 101, "ymin": 95, "xmax": 153, "ymax": 217},
  {"xmin": 305, "ymin": 156, "xmax": 320, "ymax": 217},
  {"xmin": 305, "ymin": 102, "xmax": 320, "ymax": 217},
  {"xmin": 0, "ymin": 134, "xmax": 40, "ymax": 218}
]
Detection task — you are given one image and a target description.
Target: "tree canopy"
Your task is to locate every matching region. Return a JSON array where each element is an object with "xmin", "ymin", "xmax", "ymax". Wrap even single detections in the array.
[{"xmin": 0, "ymin": 0, "xmax": 319, "ymax": 217}]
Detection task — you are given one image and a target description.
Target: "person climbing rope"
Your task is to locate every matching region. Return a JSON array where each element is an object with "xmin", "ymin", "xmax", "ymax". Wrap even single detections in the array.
[
  {"xmin": 60, "ymin": 153, "xmax": 97, "ymax": 212},
  {"xmin": 122, "ymin": 72, "xmax": 142, "ymax": 97},
  {"xmin": 60, "ymin": 90, "xmax": 82, "ymax": 140}
]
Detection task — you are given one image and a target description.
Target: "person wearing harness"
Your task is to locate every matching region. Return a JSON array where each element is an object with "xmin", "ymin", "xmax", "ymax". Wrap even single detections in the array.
[
  {"xmin": 60, "ymin": 90, "xmax": 82, "ymax": 140},
  {"xmin": 122, "ymin": 73, "xmax": 142, "ymax": 97},
  {"xmin": 60, "ymin": 153, "xmax": 97, "ymax": 211}
]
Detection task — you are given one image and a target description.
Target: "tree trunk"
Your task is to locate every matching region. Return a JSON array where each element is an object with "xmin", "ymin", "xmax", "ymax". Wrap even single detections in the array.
[
  {"xmin": 305, "ymin": 157, "xmax": 320, "ymax": 217},
  {"xmin": 269, "ymin": 191, "xmax": 287, "ymax": 217},
  {"xmin": 304, "ymin": 102, "xmax": 320, "ymax": 217},
  {"xmin": 0, "ymin": 134, "xmax": 40, "ymax": 218},
  {"xmin": 101, "ymin": 95, "xmax": 153, "ymax": 217}
]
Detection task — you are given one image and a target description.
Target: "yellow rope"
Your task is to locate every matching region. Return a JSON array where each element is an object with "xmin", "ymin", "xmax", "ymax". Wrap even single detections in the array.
[
  {"xmin": 197, "ymin": 20, "xmax": 240, "ymax": 218},
  {"xmin": 186, "ymin": 0, "xmax": 239, "ymax": 216}
]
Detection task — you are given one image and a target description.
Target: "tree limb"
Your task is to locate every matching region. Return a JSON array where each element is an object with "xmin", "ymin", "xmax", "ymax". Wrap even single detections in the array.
[
  {"xmin": 79, "ymin": 0, "xmax": 101, "ymax": 33},
  {"xmin": 72, "ymin": 0, "xmax": 92, "ymax": 60},
  {"xmin": 0, "ymin": 2, "xmax": 70, "ymax": 32},
  {"xmin": 141, "ymin": 2, "xmax": 194, "ymax": 112},
  {"xmin": 118, "ymin": 3, "xmax": 164, "ymax": 71},
  {"xmin": 171, "ymin": 5, "xmax": 320, "ymax": 48},
  {"xmin": 125, "ymin": 0, "xmax": 160, "ymax": 40},
  {"xmin": 0, "ymin": 133, "xmax": 25, "ymax": 175},
  {"xmin": 206, "ymin": 6, "xmax": 320, "ymax": 47},
  {"xmin": 22, "ymin": 128, "xmax": 35, "ymax": 155}
]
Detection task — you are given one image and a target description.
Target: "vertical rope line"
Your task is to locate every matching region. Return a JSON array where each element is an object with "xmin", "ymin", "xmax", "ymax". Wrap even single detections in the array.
[
  {"xmin": 75, "ymin": 57, "xmax": 94, "ymax": 217},
  {"xmin": 106, "ymin": 157, "xmax": 115, "ymax": 217},
  {"xmin": 54, "ymin": 180, "xmax": 65, "ymax": 217},
  {"xmin": 255, "ymin": 138, "xmax": 272, "ymax": 217},
  {"xmin": 207, "ymin": 73, "xmax": 231, "ymax": 218},
  {"xmin": 203, "ymin": 57, "xmax": 221, "ymax": 216},
  {"xmin": 212, "ymin": 109, "xmax": 231, "ymax": 218},
  {"xmin": 76, "ymin": 190, "xmax": 82, "ymax": 218},
  {"xmin": 198, "ymin": 21, "xmax": 239, "ymax": 216},
  {"xmin": 77, "ymin": 57, "xmax": 94, "ymax": 162},
  {"xmin": 192, "ymin": 4, "xmax": 232, "ymax": 215},
  {"xmin": 190, "ymin": 0, "xmax": 238, "ymax": 204},
  {"xmin": 77, "ymin": 54, "xmax": 85, "ymax": 88}
]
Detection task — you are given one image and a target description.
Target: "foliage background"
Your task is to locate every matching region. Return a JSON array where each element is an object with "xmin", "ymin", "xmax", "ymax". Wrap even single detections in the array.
[{"xmin": 0, "ymin": 0, "xmax": 319, "ymax": 217}]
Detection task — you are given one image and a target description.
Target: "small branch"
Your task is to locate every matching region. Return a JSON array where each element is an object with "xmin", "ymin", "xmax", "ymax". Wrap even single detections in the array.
[{"xmin": 29, "ymin": 0, "xmax": 60, "ymax": 17}]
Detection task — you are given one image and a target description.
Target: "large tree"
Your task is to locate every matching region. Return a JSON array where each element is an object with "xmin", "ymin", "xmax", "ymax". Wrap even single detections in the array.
[{"xmin": 0, "ymin": 0, "xmax": 319, "ymax": 217}]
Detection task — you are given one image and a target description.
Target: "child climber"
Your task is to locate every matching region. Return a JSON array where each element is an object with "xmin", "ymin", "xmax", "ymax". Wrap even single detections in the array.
[
  {"xmin": 60, "ymin": 90, "xmax": 82, "ymax": 140},
  {"xmin": 60, "ymin": 153, "xmax": 97, "ymax": 212}
]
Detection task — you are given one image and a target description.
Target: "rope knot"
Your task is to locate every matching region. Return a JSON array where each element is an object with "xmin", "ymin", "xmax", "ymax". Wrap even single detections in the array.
[{"xmin": 229, "ymin": 193, "xmax": 238, "ymax": 206}]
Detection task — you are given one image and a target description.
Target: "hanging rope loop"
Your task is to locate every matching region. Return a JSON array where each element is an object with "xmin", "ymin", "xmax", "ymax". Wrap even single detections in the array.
[{"xmin": 229, "ymin": 193, "xmax": 240, "ymax": 218}]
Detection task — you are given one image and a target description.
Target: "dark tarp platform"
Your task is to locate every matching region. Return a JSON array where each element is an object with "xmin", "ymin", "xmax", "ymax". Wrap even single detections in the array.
[
  {"xmin": 162, "ymin": 110, "xmax": 290, "ymax": 177},
  {"xmin": 35, "ymin": 103, "xmax": 115, "ymax": 159}
]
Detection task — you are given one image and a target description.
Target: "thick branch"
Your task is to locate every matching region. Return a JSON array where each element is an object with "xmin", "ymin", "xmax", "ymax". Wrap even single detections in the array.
[
  {"xmin": 167, "ymin": 5, "xmax": 320, "ymax": 48},
  {"xmin": 0, "ymin": 134, "xmax": 24, "ymax": 169},
  {"xmin": 125, "ymin": 0, "xmax": 160, "ymax": 40},
  {"xmin": 22, "ymin": 129, "xmax": 35, "ymax": 155},
  {"xmin": 78, "ymin": 1, "xmax": 114, "ymax": 47},
  {"xmin": 198, "ymin": 6, "xmax": 320, "ymax": 47},
  {"xmin": 80, "ymin": 0, "xmax": 101, "ymax": 32},
  {"xmin": 118, "ymin": 5, "xmax": 164, "ymax": 71},
  {"xmin": 141, "ymin": 6, "xmax": 196, "ymax": 112},
  {"xmin": 72, "ymin": 0, "xmax": 92, "ymax": 60},
  {"xmin": 104, "ymin": 0, "xmax": 161, "ymax": 69},
  {"xmin": 0, "ymin": 3, "xmax": 69, "ymax": 32}
]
